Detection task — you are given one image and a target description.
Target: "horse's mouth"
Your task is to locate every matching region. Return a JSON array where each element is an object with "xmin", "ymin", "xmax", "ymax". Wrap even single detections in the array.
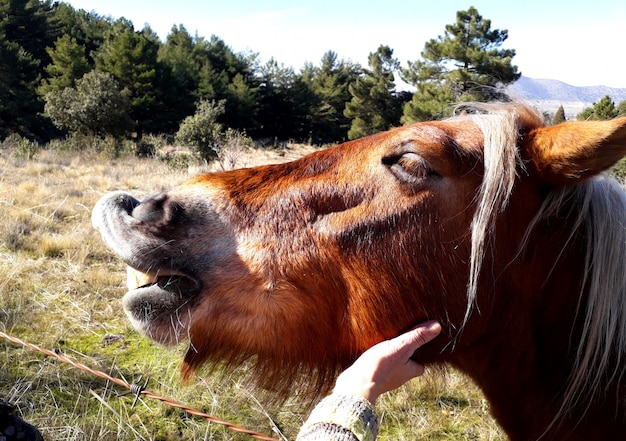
[{"xmin": 122, "ymin": 267, "xmax": 201, "ymax": 345}]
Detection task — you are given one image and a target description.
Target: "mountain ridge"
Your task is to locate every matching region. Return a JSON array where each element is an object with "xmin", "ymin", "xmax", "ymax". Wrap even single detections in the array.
[{"xmin": 506, "ymin": 76, "xmax": 626, "ymax": 118}]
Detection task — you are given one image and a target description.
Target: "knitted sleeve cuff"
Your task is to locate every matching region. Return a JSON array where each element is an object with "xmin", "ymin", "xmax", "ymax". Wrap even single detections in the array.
[{"xmin": 296, "ymin": 394, "xmax": 379, "ymax": 441}]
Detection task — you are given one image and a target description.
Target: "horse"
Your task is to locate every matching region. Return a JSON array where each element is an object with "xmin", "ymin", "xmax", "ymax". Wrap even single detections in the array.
[{"xmin": 92, "ymin": 103, "xmax": 626, "ymax": 440}]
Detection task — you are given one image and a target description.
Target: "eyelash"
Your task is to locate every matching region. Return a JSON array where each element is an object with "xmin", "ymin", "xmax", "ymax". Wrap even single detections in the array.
[{"xmin": 383, "ymin": 153, "xmax": 441, "ymax": 184}]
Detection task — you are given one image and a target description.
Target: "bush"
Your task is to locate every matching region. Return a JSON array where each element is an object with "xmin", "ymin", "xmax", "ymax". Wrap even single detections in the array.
[
  {"xmin": 2, "ymin": 133, "xmax": 41, "ymax": 159},
  {"xmin": 15, "ymin": 138, "xmax": 40, "ymax": 159},
  {"xmin": 46, "ymin": 132, "xmax": 91, "ymax": 151},
  {"xmin": 163, "ymin": 152, "xmax": 195, "ymax": 170},
  {"xmin": 175, "ymin": 100, "xmax": 225, "ymax": 161},
  {"xmin": 43, "ymin": 71, "xmax": 131, "ymax": 137},
  {"xmin": 134, "ymin": 139, "xmax": 156, "ymax": 157},
  {"xmin": 611, "ymin": 157, "xmax": 626, "ymax": 180},
  {"xmin": 46, "ymin": 133, "xmax": 134, "ymax": 157},
  {"xmin": 1, "ymin": 133, "xmax": 24, "ymax": 149},
  {"xmin": 214, "ymin": 128, "xmax": 254, "ymax": 170}
]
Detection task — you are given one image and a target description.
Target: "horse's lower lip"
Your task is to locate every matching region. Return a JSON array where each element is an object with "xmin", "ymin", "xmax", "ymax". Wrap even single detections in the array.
[
  {"xmin": 122, "ymin": 269, "xmax": 201, "ymax": 345},
  {"xmin": 123, "ymin": 275, "xmax": 200, "ymax": 316}
]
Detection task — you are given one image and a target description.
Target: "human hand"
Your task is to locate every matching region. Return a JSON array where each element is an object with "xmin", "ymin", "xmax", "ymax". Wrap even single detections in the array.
[{"xmin": 332, "ymin": 321, "xmax": 442, "ymax": 405}]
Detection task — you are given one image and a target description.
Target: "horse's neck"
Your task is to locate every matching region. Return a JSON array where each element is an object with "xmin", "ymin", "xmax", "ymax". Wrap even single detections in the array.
[
  {"xmin": 451, "ymin": 227, "xmax": 623, "ymax": 440},
  {"xmin": 455, "ymin": 346, "xmax": 623, "ymax": 441}
]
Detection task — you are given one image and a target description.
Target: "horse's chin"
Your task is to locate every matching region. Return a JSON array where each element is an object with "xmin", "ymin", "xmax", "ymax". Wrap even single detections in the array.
[{"xmin": 123, "ymin": 267, "xmax": 200, "ymax": 346}]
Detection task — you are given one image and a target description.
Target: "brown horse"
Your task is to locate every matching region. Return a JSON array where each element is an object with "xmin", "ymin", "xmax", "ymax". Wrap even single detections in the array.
[{"xmin": 93, "ymin": 103, "xmax": 626, "ymax": 440}]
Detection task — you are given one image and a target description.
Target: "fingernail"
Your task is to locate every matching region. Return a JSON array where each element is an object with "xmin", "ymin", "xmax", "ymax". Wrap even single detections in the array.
[{"xmin": 424, "ymin": 321, "xmax": 442, "ymax": 332}]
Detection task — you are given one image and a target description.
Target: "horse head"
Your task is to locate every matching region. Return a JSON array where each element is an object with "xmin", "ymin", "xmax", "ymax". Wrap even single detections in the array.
[{"xmin": 93, "ymin": 103, "xmax": 626, "ymax": 439}]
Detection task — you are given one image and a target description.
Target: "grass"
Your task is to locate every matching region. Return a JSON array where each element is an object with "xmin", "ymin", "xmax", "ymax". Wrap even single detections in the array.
[{"xmin": 0, "ymin": 142, "xmax": 504, "ymax": 440}]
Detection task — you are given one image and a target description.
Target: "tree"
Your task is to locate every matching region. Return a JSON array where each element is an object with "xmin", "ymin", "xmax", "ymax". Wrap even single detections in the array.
[
  {"xmin": 225, "ymin": 72, "xmax": 258, "ymax": 133},
  {"xmin": 305, "ymin": 51, "xmax": 361, "ymax": 143},
  {"xmin": 95, "ymin": 26, "xmax": 162, "ymax": 137},
  {"xmin": 0, "ymin": 0, "xmax": 56, "ymax": 70},
  {"xmin": 51, "ymin": 2, "xmax": 110, "ymax": 65},
  {"xmin": 552, "ymin": 105, "xmax": 566, "ymax": 125},
  {"xmin": 0, "ymin": 33, "xmax": 42, "ymax": 138},
  {"xmin": 401, "ymin": 81, "xmax": 455, "ymax": 124},
  {"xmin": 344, "ymin": 45, "xmax": 402, "ymax": 140},
  {"xmin": 577, "ymin": 95, "xmax": 618, "ymax": 120},
  {"xmin": 0, "ymin": 0, "xmax": 58, "ymax": 138},
  {"xmin": 38, "ymin": 34, "xmax": 89, "ymax": 95},
  {"xmin": 610, "ymin": 99, "xmax": 626, "ymax": 178},
  {"xmin": 254, "ymin": 58, "xmax": 318, "ymax": 141},
  {"xmin": 44, "ymin": 70, "xmax": 130, "ymax": 136},
  {"xmin": 195, "ymin": 35, "xmax": 235, "ymax": 100},
  {"xmin": 401, "ymin": 7, "xmax": 520, "ymax": 122},
  {"xmin": 157, "ymin": 25, "xmax": 203, "ymax": 129},
  {"xmin": 159, "ymin": 29, "xmax": 259, "ymax": 133},
  {"xmin": 193, "ymin": 35, "xmax": 258, "ymax": 131}
]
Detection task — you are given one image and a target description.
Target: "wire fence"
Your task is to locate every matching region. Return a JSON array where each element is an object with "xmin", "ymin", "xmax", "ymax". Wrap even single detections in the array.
[{"xmin": 0, "ymin": 330, "xmax": 280, "ymax": 441}]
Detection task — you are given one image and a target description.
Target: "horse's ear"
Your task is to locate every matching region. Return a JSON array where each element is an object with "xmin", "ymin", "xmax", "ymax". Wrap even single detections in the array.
[{"xmin": 524, "ymin": 117, "xmax": 626, "ymax": 184}]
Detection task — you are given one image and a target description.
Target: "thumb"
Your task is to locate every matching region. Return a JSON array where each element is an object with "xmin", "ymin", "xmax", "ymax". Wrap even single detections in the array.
[{"xmin": 392, "ymin": 321, "xmax": 442, "ymax": 358}]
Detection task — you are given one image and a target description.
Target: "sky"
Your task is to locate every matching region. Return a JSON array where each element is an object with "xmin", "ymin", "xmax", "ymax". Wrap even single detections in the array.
[{"xmin": 64, "ymin": 0, "xmax": 626, "ymax": 89}]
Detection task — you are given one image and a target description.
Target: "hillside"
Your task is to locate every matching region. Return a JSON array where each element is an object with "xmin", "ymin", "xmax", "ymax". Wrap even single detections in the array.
[{"xmin": 507, "ymin": 76, "xmax": 626, "ymax": 118}]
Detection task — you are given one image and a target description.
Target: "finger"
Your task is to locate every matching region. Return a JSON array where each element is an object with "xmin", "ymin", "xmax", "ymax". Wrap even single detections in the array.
[
  {"xmin": 410, "ymin": 321, "xmax": 442, "ymax": 346},
  {"xmin": 392, "ymin": 321, "xmax": 442, "ymax": 355}
]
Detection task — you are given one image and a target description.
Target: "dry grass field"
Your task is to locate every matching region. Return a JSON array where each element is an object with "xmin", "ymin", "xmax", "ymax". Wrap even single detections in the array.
[{"xmin": 0, "ymin": 141, "xmax": 504, "ymax": 440}]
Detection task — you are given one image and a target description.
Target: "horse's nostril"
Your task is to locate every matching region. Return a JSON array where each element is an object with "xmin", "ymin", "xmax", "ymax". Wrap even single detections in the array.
[{"xmin": 132, "ymin": 197, "xmax": 165, "ymax": 222}]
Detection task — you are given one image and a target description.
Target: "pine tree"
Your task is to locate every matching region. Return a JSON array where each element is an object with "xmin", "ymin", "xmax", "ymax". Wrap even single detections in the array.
[
  {"xmin": 344, "ymin": 45, "xmax": 402, "ymax": 139},
  {"xmin": 192, "ymin": 35, "xmax": 258, "ymax": 132},
  {"xmin": 577, "ymin": 95, "xmax": 618, "ymax": 120},
  {"xmin": 158, "ymin": 25, "xmax": 202, "ymax": 126},
  {"xmin": 306, "ymin": 51, "xmax": 361, "ymax": 143},
  {"xmin": 51, "ymin": 3, "xmax": 109, "ymax": 64},
  {"xmin": 225, "ymin": 72, "xmax": 258, "ymax": 132},
  {"xmin": 255, "ymin": 59, "xmax": 318, "ymax": 141},
  {"xmin": 0, "ymin": 0, "xmax": 57, "ymax": 138},
  {"xmin": 39, "ymin": 34, "xmax": 89, "ymax": 96},
  {"xmin": 401, "ymin": 7, "xmax": 520, "ymax": 122},
  {"xmin": 95, "ymin": 26, "xmax": 161, "ymax": 137},
  {"xmin": 552, "ymin": 105, "xmax": 566, "ymax": 125},
  {"xmin": 0, "ymin": 33, "xmax": 41, "ymax": 138},
  {"xmin": 193, "ymin": 35, "xmax": 250, "ymax": 101},
  {"xmin": 1, "ymin": 0, "xmax": 56, "ymax": 69},
  {"xmin": 593, "ymin": 95, "xmax": 618, "ymax": 120},
  {"xmin": 401, "ymin": 81, "xmax": 455, "ymax": 123}
]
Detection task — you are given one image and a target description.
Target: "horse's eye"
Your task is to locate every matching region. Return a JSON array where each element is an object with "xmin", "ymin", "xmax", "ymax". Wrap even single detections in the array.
[{"xmin": 383, "ymin": 153, "xmax": 441, "ymax": 185}]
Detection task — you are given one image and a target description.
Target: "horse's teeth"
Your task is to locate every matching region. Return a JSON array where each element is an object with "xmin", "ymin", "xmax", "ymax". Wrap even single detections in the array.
[{"xmin": 127, "ymin": 267, "xmax": 157, "ymax": 290}]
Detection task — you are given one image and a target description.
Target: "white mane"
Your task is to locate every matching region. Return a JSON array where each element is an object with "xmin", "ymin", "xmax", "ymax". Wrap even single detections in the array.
[{"xmin": 461, "ymin": 103, "xmax": 626, "ymax": 418}]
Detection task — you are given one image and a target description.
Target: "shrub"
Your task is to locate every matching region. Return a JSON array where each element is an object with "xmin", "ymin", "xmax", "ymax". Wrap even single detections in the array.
[
  {"xmin": 43, "ymin": 71, "xmax": 131, "ymax": 137},
  {"xmin": 1, "ymin": 133, "xmax": 24, "ymax": 149},
  {"xmin": 611, "ymin": 158, "xmax": 626, "ymax": 180},
  {"xmin": 134, "ymin": 139, "xmax": 156, "ymax": 157},
  {"xmin": 164, "ymin": 152, "xmax": 195, "ymax": 170},
  {"xmin": 214, "ymin": 128, "xmax": 254, "ymax": 170},
  {"xmin": 11, "ymin": 136, "xmax": 40, "ymax": 160},
  {"xmin": 1, "ymin": 133, "xmax": 40, "ymax": 159},
  {"xmin": 175, "ymin": 100, "xmax": 225, "ymax": 161}
]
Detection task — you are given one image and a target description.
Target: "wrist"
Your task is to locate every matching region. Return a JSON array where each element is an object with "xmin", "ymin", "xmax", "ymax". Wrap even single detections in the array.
[{"xmin": 333, "ymin": 382, "xmax": 379, "ymax": 405}]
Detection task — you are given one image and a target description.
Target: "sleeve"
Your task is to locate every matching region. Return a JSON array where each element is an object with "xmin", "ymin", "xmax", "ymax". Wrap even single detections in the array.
[{"xmin": 295, "ymin": 394, "xmax": 379, "ymax": 441}]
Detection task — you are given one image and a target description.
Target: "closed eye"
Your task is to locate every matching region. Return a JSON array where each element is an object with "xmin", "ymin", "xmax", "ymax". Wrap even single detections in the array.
[{"xmin": 383, "ymin": 153, "xmax": 441, "ymax": 185}]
